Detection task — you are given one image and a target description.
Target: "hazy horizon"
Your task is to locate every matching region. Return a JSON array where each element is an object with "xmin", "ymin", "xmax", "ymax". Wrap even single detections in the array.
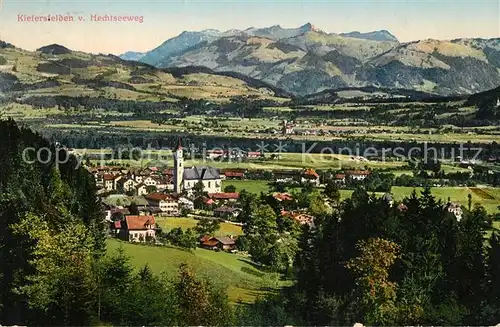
[{"xmin": 1, "ymin": 0, "xmax": 498, "ymax": 54}]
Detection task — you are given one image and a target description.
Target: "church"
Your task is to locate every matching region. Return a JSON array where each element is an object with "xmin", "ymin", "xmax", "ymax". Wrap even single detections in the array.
[{"xmin": 173, "ymin": 143, "xmax": 222, "ymax": 194}]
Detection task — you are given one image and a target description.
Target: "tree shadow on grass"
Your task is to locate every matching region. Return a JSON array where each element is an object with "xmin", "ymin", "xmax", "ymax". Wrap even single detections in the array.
[{"xmin": 238, "ymin": 258, "xmax": 268, "ymax": 272}]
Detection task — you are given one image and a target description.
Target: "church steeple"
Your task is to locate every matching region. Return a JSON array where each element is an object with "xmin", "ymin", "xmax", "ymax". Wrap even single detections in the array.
[{"xmin": 173, "ymin": 138, "xmax": 184, "ymax": 194}]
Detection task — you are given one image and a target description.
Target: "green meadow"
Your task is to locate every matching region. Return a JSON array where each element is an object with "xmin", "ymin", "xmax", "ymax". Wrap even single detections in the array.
[{"xmin": 106, "ymin": 239, "xmax": 287, "ymax": 305}]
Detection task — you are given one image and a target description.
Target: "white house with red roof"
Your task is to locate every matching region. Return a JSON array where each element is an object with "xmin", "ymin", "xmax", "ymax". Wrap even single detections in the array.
[{"xmin": 119, "ymin": 215, "xmax": 156, "ymax": 242}]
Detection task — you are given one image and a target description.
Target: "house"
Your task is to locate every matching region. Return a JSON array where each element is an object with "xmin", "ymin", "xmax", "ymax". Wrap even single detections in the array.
[
  {"xmin": 178, "ymin": 197, "xmax": 194, "ymax": 211},
  {"xmin": 103, "ymin": 174, "xmax": 120, "ymax": 191},
  {"xmin": 154, "ymin": 176, "xmax": 170, "ymax": 191},
  {"xmin": 200, "ymin": 236, "xmax": 236, "ymax": 251},
  {"xmin": 110, "ymin": 220, "xmax": 121, "ymax": 236},
  {"xmin": 246, "ymin": 151, "xmax": 262, "ymax": 159},
  {"xmin": 224, "ymin": 171, "xmax": 245, "ymax": 179},
  {"xmin": 274, "ymin": 170, "xmax": 300, "ymax": 184},
  {"xmin": 334, "ymin": 174, "xmax": 346, "ymax": 184},
  {"xmin": 143, "ymin": 176, "xmax": 158, "ymax": 187},
  {"xmin": 301, "ymin": 168, "xmax": 320, "ymax": 186},
  {"xmin": 133, "ymin": 174, "xmax": 146, "ymax": 184},
  {"xmin": 119, "ymin": 215, "xmax": 156, "ymax": 242},
  {"xmin": 346, "ymin": 170, "xmax": 371, "ymax": 181},
  {"xmin": 136, "ymin": 183, "xmax": 148, "ymax": 196},
  {"xmin": 118, "ymin": 177, "xmax": 138, "ymax": 193},
  {"xmin": 282, "ymin": 211, "xmax": 315, "ymax": 226},
  {"xmin": 282, "ymin": 120, "xmax": 294, "ymax": 135},
  {"xmin": 206, "ymin": 149, "xmax": 225, "ymax": 159},
  {"xmin": 214, "ymin": 206, "xmax": 242, "ymax": 219},
  {"xmin": 145, "ymin": 193, "xmax": 180, "ymax": 216},
  {"xmin": 272, "ymin": 192, "xmax": 294, "ymax": 202},
  {"xmin": 447, "ymin": 202, "xmax": 463, "ymax": 222},
  {"xmin": 208, "ymin": 192, "xmax": 240, "ymax": 202}
]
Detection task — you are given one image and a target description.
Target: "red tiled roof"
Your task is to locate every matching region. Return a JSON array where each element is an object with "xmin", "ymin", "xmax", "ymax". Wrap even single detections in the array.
[
  {"xmin": 303, "ymin": 168, "xmax": 319, "ymax": 178},
  {"xmin": 114, "ymin": 221, "xmax": 121, "ymax": 229},
  {"xmin": 224, "ymin": 171, "xmax": 244, "ymax": 177},
  {"xmin": 200, "ymin": 235, "xmax": 212, "ymax": 243},
  {"xmin": 221, "ymin": 168, "xmax": 247, "ymax": 173},
  {"xmin": 247, "ymin": 152, "xmax": 261, "ymax": 156},
  {"xmin": 208, "ymin": 192, "xmax": 240, "ymax": 200},
  {"xmin": 273, "ymin": 192, "xmax": 293, "ymax": 202},
  {"xmin": 202, "ymin": 239, "xmax": 219, "ymax": 247},
  {"xmin": 146, "ymin": 193, "xmax": 177, "ymax": 201},
  {"xmin": 103, "ymin": 174, "xmax": 115, "ymax": 181},
  {"xmin": 281, "ymin": 211, "xmax": 314, "ymax": 225},
  {"xmin": 125, "ymin": 215, "xmax": 155, "ymax": 230},
  {"xmin": 335, "ymin": 174, "xmax": 346, "ymax": 179}
]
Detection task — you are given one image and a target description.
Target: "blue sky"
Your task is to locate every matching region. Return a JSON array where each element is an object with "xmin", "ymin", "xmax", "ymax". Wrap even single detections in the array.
[{"xmin": 1, "ymin": 0, "xmax": 499, "ymax": 54}]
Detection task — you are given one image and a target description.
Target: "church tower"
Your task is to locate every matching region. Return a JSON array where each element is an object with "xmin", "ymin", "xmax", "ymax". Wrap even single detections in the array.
[{"xmin": 173, "ymin": 140, "xmax": 184, "ymax": 194}]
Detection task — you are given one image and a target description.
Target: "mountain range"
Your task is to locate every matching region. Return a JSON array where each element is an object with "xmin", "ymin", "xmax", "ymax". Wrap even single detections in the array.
[{"xmin": 120, "ymin": 23, "xmax": 500, "ymax": 96}]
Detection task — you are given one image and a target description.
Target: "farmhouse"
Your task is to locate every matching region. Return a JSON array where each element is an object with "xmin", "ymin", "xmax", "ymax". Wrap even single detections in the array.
[
  {"xmin": 301, "ymin": 168, "xmax": 320, "ymax": 186},
  {"xmin": 334, "ymin": 174, "xmax": 346, "ymax": 184},
  {"xmin": 145, "ymin": 193, "xmax": 180, "ymax": 216},
  {"xmin": 214, "ymin": 206, "xmax": 242, "ymax": 219},
  {"xmin": 346, "ymin": 170, "xmax": 371, "ymax": 181},
  {"xmin": 208, "ymin": 192, "xmax": 240, "ymax": 202},
  {"xmin": 274, "ymin": 170, "xmax": 299, "ymax": 183},
  {"xmin": 119, "ymin": 215, "xmax": 156, "ymax": 242},
  {"xmin": 224, "ymin": 171, "xmax": 245, "ymax": 179},
  {"xmin": 200, "ymin": 236, "xmax": 236, "ymax": 251}
]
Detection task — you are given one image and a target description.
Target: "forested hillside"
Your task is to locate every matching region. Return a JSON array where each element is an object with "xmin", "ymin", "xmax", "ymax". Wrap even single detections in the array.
[
  {"xmin": 0, "ymin": 119, "xmax": 234, "ymax": 326},
  {"xmin": 236, "ymin": 187, "xmax": 500, "ymax": 325}
]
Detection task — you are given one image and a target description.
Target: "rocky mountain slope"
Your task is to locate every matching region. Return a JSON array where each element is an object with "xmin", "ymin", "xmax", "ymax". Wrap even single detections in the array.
[{"xmin": 123, "ymin": 23, "xmax": 500, "ymax": 96}]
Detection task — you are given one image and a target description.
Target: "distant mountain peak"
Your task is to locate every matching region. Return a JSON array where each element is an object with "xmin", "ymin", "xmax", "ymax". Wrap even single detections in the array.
[
  {"xmin": 300, "ymin": 22, "xmax": 321, "ymax": 33},
  {"xmin": 37, "ymin": 44, "xmax": 72, "ymax": 55},
  {"xmin": 119, "ymin": 51, "xmax": 145, "ymax": 61},
  {"xmin": 340, "ymin": 30, "xmax": 399, "ymax": 42}
]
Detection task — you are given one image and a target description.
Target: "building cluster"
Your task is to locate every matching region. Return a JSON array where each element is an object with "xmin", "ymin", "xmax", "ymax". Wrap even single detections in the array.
[
  {"xmin": 333, "ymin": 170, "xmax": 371, "ymax": 184},
  {"xmin": 91, "ymin": 145, "xmax": 223, "ymax": 196},
  {"xmin": 273, "ymin": 168, "xmax": 321, "ymax": 186}
]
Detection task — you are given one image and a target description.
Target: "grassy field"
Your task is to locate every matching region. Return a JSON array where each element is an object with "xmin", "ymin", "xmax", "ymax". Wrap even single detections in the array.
[
  {"xmin": 223, "ymin": 180, "xmax": 272, "ymax": 194},
  {"xmin": 87, "ymin": 151, "xmax": 409, "ymax": 170},
  {"xmin": 156, "ymin": 217, "xmax": 243, "ymax": 236},
  {"xmin": 106, "ymin": 238, "xmax": 283, "ymax": 305},
  {"xmin": 223, "ymin": 180, "xmax": 500, "ymax": 213}
]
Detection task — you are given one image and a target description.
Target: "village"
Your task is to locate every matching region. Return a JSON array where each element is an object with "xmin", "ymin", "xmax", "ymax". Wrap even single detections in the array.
[
  {"xmin": 88, "ymin": 137, "xmax": 472, "ymax": 257},
  {"xmin": 91, "ymin": 142, "xmax": 400, "ymax": 252}
]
